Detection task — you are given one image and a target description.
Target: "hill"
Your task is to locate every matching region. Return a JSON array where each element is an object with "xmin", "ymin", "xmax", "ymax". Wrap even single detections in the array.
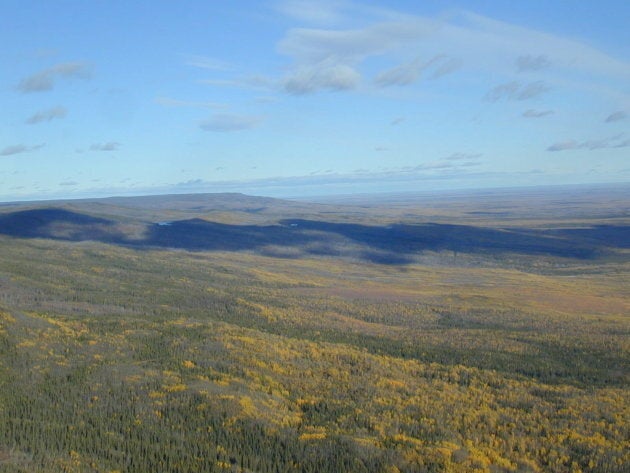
[
  {"xmin": 1, "ymin": 186, "xmax": 628, "ymax": 266},
  {"xmin": 0, "ymin": 185, "xmax": 628, "ymax": 472}
]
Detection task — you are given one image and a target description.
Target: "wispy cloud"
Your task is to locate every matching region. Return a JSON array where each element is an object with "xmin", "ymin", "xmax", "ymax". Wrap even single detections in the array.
[
  {"xmin": 430, "ymin": 57, "xmax": 461, "ymax": 78},
  {"xmin": 273, "ymin": 5, "xmax": 629, "ymax": 99},
  {"xmin": 274, "ymin": 0, "xmax": 348, "ymax": 25},
  {"xmin": 605, "ymin": 110, "xmax": 627, "ymax": 123},
  {"xmin": 169, "ymin": 160, "xmax": 488, "ymax": 194},
  {"xmin": 17, "ymin": 62, "xmax": 91, "ymax": 93},
  {"xmin": 1, "ymin": 145, "xmax": 29, "ymax": 156},
  {"xmin": 1, "ymin": 144, "xmax": 44, "ymax": 156},
  {"xmin": 485, "ymin": 81, "xmax": 551, "ymax": 101},
  {"xmin": 198, "ymin": 75, "xmax": 276, "ymax": 92},
  {"xmin": 154, "ymin": 96, "xmax": 225, "ymax": 109},
  {"xmin": 277, "ymin": 18, "xmax": 438, "ymax": 94},
  {"xmin": 90, "ymin": 142, "xmax": 120, "ymax": 151},
  {"xmin": 522, "ymin": 109, "xmax": 554, "ymax": 118},
  {"xmin": 442, "ymin": 152, "xmax": 482, "ymax": 161},
  {"xmin": 375, "ymin": 55, "xmax": 458, "ymax": 87},
  {"xmin": 26, "ymin": 106, "xmax": 67, "ymax": 124},
  {"xmin": 199, "ymin": 114, "xmax": 262, "ymax": 132},
  {"xmin": 284, "ymin": 63, "xmax": 360, "ymax": 94},
  {"xmin": 516, "ymin": 54, "xmax": 551, "ymax": 72},
  {"xmin": 183, "ymin": 54, "xmax": 231, "ymax": 71},
  {"xmin": 518, "ymin": 81, "xmax": 552, "ymax": 99},
  {"xmin": 460, "ymin": 11, "xmax": 630, "ymax": 78},
  {"xmin": 406, "ymin": 160, "xmax": 482, "ymax": 171},
  {"xmin": 547, "ymin": 135, "xmax": 630, "ymax": 152},
  {"xmin": 278, "ymin": 19, "xmax": 436, "ymax": 65},
  {"xmin": 375, "ymin": 57, "xmax": 428, "ymax": 87}
]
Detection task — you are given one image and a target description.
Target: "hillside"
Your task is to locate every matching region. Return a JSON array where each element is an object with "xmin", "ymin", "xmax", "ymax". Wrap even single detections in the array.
[
  {"xmin": 1, "ymin": 187, "xmax": 629, "ymax": 266},
  {"xmin": 0, "ymin": 185, "xmax": 628, "ymax": 472}
]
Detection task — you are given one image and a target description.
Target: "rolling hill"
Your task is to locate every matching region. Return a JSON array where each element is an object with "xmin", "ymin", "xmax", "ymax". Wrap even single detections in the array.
[{"xmin": 0, "ymin": 185, "xmax": 628, "ymax": 472}]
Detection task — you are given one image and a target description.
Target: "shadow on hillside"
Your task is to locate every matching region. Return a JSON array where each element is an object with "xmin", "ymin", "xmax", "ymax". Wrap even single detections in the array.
[
  {"xmin": 0, "ymin": 208, "xmax": 125, "ymax": 242},
  {"xmin": 0, "ymin": 208, "xmax": 623, "ymax": 264},
  {"xmin": 549, "ymin": 226, "xmax": 630, "ymax": 248},
  {"xmin": 277, "ymin": 219, "xmax": 603, "ymax": 259}
]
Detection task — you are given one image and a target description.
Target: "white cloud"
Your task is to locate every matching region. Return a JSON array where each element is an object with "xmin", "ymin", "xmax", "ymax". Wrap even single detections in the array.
[
  {"xmin": 277, "ymin": 18, "xmax": 438, "ymax": 93},
  {"xmin": 198, "ymin": 75, "xmax": 276, "ymax": 92},
  {"xmin": 431, "ymin": 56, "xmax": 461, "ymax": 78},
  {"xmin": 167, "ymin": 160, "xmax": 489, "ymax": 195},
  {"xmin": 547, "ymin": 135, "xmax": 630, "ymax": 151},
  {"xmin": 375, "ymin": 55, "xmax": 460, "ymax": 87},
  {"xmin": 278, "ymin": 20, "xmax": 435, "ymax": 65},
  {"xmin": 1, "ymin": 145, "xmax": 29, "ymax": 156},
  {"xmin": 26, "ymin": 106, "xmax": 67, "ymax": 124},
  {"xmin": 1, "ymin": 144, "xmax": 44, "ymax": 156},
  {"xmin": 275, "ymin": 0, "xmax": 348, "ymax": 25},
  {"xmin": 154, "ymin": 96, "xmax": 225, "ymax": 109},
  {"xmin": 516, "ymin": 54, "xmax": 551, "ymax": 72},
  {"xmin": 518, "ymin": 81, "xmax": 551, "ymax": 99},
  {"xmin": 90, "ymin": 142, "xmax": 120, "ymax": 151},
  {"xmin": 199, "ymin": 114, "xmax": 262, "ymax": 132},
  {"xmin": 375, "ymin": 56, "xmax": 430, "ymax": 87},
  {"xmin": 605, "ymin": 110, "xmax": 627, "ymax": 123},
  {"xmin": 486, "ymin": 81, "xmax": 551, "ymax": 101},
  {"xmin": 443, "ymin": 152, "xmax": 482, "ymax": 161},
  {"xmin": 459, "ymin": 11, "xmax": 630, "ymax": 78},
  {"xmin": 273, "ymin": 5, "xmax": 629, "ymax": 97},
  {"xmin": 17, "ymin": 62, "xmax": 91, "ymax": 93},
  {"xmin": 390, "ymin": 116, "xmax": 405, "ymax": 125},
  {"xmin": 183, "ymin": 54, "xmax": 231, "ymax": 71},
  {"xmin": 522, "ymin": 109, "xmax": 554, "ymax": 118},
  {"xmin": 284, "ymin": 63, "xmax": 360, "ymax": 94}
]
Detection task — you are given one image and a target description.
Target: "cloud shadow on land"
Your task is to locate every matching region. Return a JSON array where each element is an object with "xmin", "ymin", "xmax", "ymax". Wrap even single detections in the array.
[
  {"xmin": 0, "ymin": 208, "xmax": 122, "ymax": 241},
  {"xmin": 0, "ymin": 208, "xmax": 626, "ymax": 264}
]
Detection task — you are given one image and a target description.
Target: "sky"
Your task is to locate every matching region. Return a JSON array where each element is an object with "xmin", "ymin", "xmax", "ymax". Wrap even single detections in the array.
[{"xmin": 1, "ymin": 0, "xmax": 629, "ymax": 202}]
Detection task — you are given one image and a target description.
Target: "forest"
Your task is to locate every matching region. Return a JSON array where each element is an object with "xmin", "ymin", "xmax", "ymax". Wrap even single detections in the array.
[{"xmin": 0, "ymin": 186, "xmax": 628, "ymax": 472}]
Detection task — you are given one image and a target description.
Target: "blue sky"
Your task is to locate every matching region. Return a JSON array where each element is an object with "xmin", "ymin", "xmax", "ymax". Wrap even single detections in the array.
[{"xmin": 1, "ymin": 0, "xmax": 629, "ymax": 201}]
